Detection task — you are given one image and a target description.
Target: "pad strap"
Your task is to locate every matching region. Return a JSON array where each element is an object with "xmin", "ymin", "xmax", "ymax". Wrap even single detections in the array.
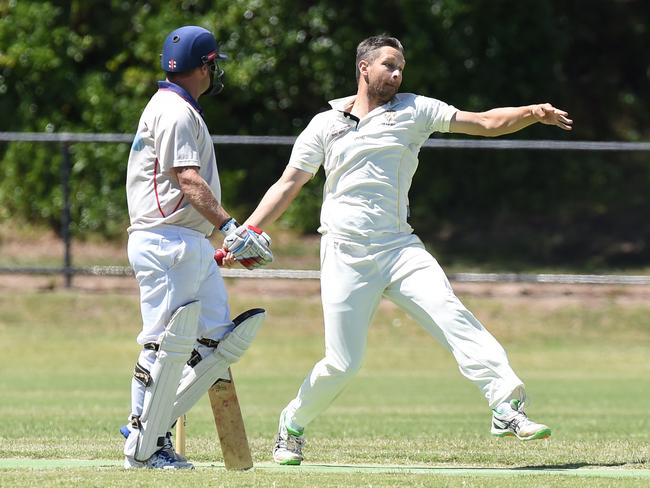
[
  {"xmin": 198, "ymin": 337, "xmax": 220, "ymax": 348},
  {"xmin": 133, "ymin": 362, "xmax": 152, "ymax": 387}
]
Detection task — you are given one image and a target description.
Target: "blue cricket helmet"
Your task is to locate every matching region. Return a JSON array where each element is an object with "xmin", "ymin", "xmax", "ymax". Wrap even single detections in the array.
[{"xmin": 160, "ymin": 26, "xmax": 227, "ymax": 73}]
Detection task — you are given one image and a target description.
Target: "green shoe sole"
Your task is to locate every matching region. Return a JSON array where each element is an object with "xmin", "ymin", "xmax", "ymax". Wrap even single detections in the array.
[
  {"xmin": 523, "ymin": 428, "xmax": 552, "ymax": 441},
  {"xmin": 277, "ymin": 458, "xmax": 302, "ymax": 466},
  {"xmin": 491, "ymin": 428, "xmax": 551, "ymax": 441},
  {"xmin": 491, "ymin": 431, "xmax": 515, "ymax": 438}
]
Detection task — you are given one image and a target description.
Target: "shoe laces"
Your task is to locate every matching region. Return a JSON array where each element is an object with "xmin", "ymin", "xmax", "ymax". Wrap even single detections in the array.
[
  {"xmin": 509, "ymin": 411, "xmax": 529, "ymax": 433},
  {"xmin": 286, "ymin": 433, "xmax": 305, "ymax": 454},
  {"xmin": 149, "ymin": 449, "xmax": 178, "ymax": 468},
  {"xmin": 509, "ymin": 399, "xmax": 540, "ymax": 432},
  {"xmin": 162, "ymin": 432, "xmax": 189, "ymax": 463},
  {"xmin": 494, "ymin": 398, "xmax": 533, "ymax": 431},
  {"xmin": 276, "ymin": 426, "xmax": 304, "ymax": 455}
]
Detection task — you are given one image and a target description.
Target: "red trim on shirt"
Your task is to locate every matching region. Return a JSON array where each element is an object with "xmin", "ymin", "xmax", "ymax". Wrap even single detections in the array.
[
  {"xmin": 153, "ymin": 158, "xmax": 165, "ymax": 217},
  {"xmin": 171, "ymin": 194, "xmax": 184, "ymax": 213},
  {"xmin": 153, "ymin": 158, "xmax": 185, "ymax": 218}
]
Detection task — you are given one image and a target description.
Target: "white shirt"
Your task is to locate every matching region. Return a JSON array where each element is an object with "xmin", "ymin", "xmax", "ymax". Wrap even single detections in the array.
[
  {"xmin": 288, "ymin": 93, "xmax": 457, "ymax": 241},
  {"xmin": 126, "ymin": 82, "xmax": 221, "ymax": 236}
]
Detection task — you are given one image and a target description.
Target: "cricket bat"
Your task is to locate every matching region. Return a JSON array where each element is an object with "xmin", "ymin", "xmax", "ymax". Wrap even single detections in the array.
[{"xmin": 208, "ymin": 368, "xmax": 253, "ymax": 470}]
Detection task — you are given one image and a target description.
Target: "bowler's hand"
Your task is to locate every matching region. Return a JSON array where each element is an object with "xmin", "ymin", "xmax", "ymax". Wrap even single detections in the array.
[
  {"xmin": 532, "ymin": 103, "xmax": 573, "ymax": 130},
  {"xmin": 221, "ymin": 251, "xmax": 238, "ymax": 268},
  {"xmin": 214, "ymin": 248, "xmax": 238, "ymax": 268}
]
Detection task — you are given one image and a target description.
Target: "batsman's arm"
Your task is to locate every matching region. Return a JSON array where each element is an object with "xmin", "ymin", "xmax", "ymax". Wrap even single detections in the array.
[
  {"xmin": 449, "ymin": 103, "xmax": 573, "ymax": 137},
  {"xmin": 244, "ymin": 166, "xmax": 312, "ymax": 228},
  {"xmin": 174, "ymin": 166, "xmax": 233, "ymax": 228}
]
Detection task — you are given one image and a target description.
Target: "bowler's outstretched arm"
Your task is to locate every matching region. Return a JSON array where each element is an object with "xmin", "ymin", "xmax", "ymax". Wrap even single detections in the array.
[{"xmin": 450, "ymin": 103, "xmax": 573, "ymax": 137}]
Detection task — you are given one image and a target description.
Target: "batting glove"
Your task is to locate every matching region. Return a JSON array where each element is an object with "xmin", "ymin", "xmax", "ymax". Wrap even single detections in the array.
[{"xmin": 219, "ymin": 218, "xmax": 273, "ymax": 270}]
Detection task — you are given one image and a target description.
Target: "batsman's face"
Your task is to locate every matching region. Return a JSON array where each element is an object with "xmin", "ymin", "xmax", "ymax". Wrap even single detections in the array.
[
  {"xmin": 199, "ymin": 64, "xmax": 213, "ymax": 93},
  {"xmin": 363, "ymin": 47, "xmax": 405, "ymax": 104}
]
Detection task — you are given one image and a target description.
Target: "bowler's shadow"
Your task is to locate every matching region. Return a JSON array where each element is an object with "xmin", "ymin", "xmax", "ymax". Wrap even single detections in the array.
[{"xmin": 514, "ymin": 461, "xmax": 643, "ymax": 471}]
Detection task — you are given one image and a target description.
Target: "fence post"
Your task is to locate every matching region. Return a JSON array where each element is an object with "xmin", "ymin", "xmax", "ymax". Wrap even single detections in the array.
[{"xmin": 60, "ymin": 142, "xmax": 73, "ymax": 288}]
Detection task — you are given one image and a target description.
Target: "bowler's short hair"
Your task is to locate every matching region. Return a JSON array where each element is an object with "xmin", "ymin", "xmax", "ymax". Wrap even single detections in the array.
[{"xmin": 355, "ymin": 35, "xmax": 404, "ymax": 81}]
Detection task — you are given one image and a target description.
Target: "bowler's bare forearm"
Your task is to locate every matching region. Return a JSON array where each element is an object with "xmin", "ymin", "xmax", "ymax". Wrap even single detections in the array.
[
  {"xmin": 246, "ymin": 181, "xmax": 299, "ymax": 228},
  {"xmin": 466, "ymin": 106, "xmax": 538, "ymax": 136},
  {"xmin": 451, "ymin": 104, "xmax": 573, "ymax": 137},
  {"xmin": 245, "ymin": 167, "xmax": 311, "ymax": 228}
]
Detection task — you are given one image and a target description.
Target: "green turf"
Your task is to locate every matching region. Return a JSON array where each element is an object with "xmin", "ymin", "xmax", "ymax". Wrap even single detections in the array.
[{"xmin": 0, "ymin": 289, "xmax": 649, "ymax": 487}]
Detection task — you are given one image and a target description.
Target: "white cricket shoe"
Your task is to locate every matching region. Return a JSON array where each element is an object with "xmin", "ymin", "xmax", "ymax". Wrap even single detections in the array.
[
  {"xmin": 124, "ymin": 448, "xmax": 194, "ymax": 469},
  {"xmin": 491, "ymin": 399, "xmax": 551, "ymax": 441},
  {"xmin": 272, "ymin": 408, "xmax": 305, "ymax": 465}
]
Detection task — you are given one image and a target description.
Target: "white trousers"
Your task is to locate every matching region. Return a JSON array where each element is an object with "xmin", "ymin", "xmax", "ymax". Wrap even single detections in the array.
[
  {"xmin": 127, "ymin": 225, "xmax": 232, "ymax": 418},
  {"xmin": 285, "ymin": 234, "xmax": 524, "ymax": 429}
]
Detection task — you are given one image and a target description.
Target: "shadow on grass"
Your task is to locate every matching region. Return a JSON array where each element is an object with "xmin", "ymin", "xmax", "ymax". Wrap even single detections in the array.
[
  {"xmin": 515, "ymin": 461, "xmax": 643, "ymax": 470},
  {"xmin": 288, "ymin": 460, "xmax": 649, "ymax": 473}
]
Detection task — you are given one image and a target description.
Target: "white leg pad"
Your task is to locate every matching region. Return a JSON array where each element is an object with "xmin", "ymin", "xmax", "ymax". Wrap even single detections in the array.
[
  {"xmin": 129, "ymin": 301, "xmax": 201, "ymax": 461},
  {"xmin": 169, "ymin": 308, "xmax": 265, "ymax": 424}
]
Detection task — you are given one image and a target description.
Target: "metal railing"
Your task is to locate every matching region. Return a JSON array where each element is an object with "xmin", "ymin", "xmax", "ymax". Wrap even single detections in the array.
[
  {"xmin": 2, "ymin": 131, "xmax": 650, "ymax": 150},
  {"xmin": 2, "ymin": 264, "xmax": 649, "ymax": 286},
  {"xmin": 1, "ymin": 132, "xmax": 649, "ymax": 287}
]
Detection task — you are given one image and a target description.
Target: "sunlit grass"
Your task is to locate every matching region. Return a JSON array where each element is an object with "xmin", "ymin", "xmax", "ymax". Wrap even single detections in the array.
[{"xmin": 1, "ymin": 289, "xmax": 649, "ymax": 486}]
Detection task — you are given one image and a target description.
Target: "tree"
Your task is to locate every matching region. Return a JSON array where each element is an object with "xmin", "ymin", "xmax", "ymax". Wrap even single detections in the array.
[{"xmin": 1, "ymin": 0, "xmax": 649, "ymax": 267}]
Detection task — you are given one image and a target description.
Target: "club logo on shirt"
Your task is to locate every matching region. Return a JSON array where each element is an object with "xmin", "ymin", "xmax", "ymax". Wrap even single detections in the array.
[
  {"xmin": 131, "ymin": 135, "xmax": 145, "ymax": 152},
  {"xmin": 329, "ymin": 123, "xmax": 352, "ymax": 140},
  {"xmin": 382, "ymin": 110, "xmax": 397, "ymax": 126}
]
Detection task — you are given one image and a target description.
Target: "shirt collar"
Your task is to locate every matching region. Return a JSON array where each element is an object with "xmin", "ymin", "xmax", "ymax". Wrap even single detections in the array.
[
  {"xmin": 328, "ymin": 95, "xmax": 357, "ymax": 112},
  {"xmin": 157, "ymin": 80, "xmax": 203, "ymax": 116},
  {"xmin": 328, "ymin": 94, "xmax": 398, "ymax": 115}
]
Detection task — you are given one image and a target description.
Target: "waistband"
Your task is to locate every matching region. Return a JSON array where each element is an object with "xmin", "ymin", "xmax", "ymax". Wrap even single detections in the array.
[
  {"xmin": 321, "ymin": 231, "xmax": 419, "ymax": 248},
  {"xmin": 129, "ymin": 224, "xmax": 207, "ymax": 240}
]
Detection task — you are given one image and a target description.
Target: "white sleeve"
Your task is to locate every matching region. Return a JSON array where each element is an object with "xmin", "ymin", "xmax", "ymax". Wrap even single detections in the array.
[
  {"xmin": 155, "ymin": 108, "xmax": 201, "ymax": 172},
  {"xmin": 287, "ymin": 114, "xmax": 325, "ymax": 175},
  {"xmin": 416, "ymin": 95, "xmax": 458, "ymax": 135}
]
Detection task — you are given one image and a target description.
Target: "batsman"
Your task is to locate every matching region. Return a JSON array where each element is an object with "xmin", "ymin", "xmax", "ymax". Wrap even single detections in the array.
[
  {"xmin": 122, "ymin": 25, "xmax": 272, "ymax": 469},
  {"xmin": 243, "ymin": 35, "xmax": 573, "ymax": 465}
]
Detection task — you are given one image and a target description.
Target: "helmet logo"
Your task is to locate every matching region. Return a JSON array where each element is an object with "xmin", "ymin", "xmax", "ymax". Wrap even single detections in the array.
[{"xmin": 168, "ymin": 59, "xmax": 177, "ymax": 70}]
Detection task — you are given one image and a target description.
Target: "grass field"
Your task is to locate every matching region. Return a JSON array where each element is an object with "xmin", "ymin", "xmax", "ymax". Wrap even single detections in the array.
[{"xmin": 1, "ymin": 279, "xmax": 649, "ymax": 487}]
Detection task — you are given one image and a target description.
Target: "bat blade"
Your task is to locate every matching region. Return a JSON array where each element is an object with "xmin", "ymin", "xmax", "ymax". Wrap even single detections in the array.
[{"xmin": 208, "ymin": 368, "xmax": 253, "ymax": 470}]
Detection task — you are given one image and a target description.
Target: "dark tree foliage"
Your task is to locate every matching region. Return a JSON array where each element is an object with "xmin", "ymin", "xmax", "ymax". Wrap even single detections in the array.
[{"xmin": 1, "ymin": 0, "xmax": 649, "ymax": 268}]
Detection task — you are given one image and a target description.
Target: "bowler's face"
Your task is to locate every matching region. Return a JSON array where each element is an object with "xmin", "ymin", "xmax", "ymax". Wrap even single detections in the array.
[{"xmin": 364, "ymin": 46, "xmax": 405, "ymax": 104}]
